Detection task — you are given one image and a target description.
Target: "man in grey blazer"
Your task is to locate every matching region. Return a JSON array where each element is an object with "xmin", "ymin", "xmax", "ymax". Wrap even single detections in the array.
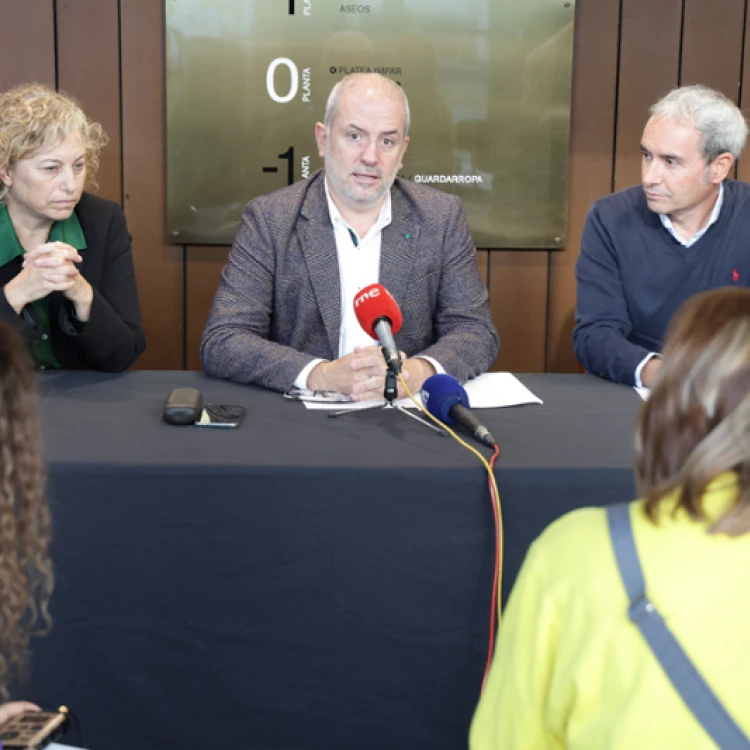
[{"xmin": 201, "ymin": 73, "xmax": 498, "ymax": 399}]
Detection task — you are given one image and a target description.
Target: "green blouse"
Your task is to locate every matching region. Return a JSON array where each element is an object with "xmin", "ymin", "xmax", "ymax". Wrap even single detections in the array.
[{"xmin": 0, "ymin": 204, "xmax": 87, "ymax": 368}]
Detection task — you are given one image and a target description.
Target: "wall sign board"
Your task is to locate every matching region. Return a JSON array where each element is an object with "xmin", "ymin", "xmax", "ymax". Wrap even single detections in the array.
[{"xmin": 166, "ymin": 0, "xmax": 575, "ymax": 248}]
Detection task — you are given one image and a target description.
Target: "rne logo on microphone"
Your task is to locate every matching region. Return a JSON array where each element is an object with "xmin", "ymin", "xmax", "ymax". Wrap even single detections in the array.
[{"xmin": 354, "ymin": 287, "xmax": 380, "ymax": 307}]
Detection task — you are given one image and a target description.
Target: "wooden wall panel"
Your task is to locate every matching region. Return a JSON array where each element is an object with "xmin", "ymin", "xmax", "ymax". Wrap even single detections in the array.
[
  {"xmin": 0, "ymin": 1, "xmax": 55, "ymax": 92},
  {"xmin": 488, "ymin": 252, "xmax": 548, "ymax": 372},
  {"xmin": 681, "ymin": 0, "xmax": 745, "ymax": 100},
  {"xmin": 56, "ymin": 0, "xmax": 122, "ymax": 204},
  {"xmin": 547, "ymin": 0, "xmax": 620, "ymax": 374},
  {"xmin": 121, "ymin": 0, "xmax": 184, "ymax": 369},
  {"xmin": 476, "ymin": 250, "xmax": 489, "ymax": 289},
  {"xmin": 185, "ymin": 246, "xmax": 229, "ymax": 371},
  {"xmin": 614, "ymin": 0, "xmax": 683, "ymax": 190}
]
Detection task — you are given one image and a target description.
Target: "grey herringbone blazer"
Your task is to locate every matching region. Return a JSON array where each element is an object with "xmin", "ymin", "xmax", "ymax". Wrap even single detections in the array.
[{"xmin": 200, "ymin": 170, "xmax": 499, "ymax": 392}]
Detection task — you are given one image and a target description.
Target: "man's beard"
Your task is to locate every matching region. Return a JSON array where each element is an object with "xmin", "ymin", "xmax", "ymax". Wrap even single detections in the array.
[{"xmin": 326, "ymin": 161, "xmax": 394, "ymax": 208}]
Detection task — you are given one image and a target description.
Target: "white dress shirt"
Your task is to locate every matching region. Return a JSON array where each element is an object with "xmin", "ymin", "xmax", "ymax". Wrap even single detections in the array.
[{"xmin": 295, "ymin": 178, "xmax": 442, "ymax": 389}]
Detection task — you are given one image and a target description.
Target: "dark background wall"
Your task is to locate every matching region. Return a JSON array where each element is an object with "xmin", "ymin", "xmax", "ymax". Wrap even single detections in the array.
[{"xmin": 1, "ymin": 0, "xmax": 748, "ymax": 372}]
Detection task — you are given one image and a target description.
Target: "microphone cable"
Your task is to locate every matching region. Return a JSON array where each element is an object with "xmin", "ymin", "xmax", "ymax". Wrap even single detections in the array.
[
  {"xmin": 398, "ymin": 373, "xmax": 502, "ymax": 694},
  {"xmin": 59, "ymin": 705, "xmax": 88, "ymax": 749}
]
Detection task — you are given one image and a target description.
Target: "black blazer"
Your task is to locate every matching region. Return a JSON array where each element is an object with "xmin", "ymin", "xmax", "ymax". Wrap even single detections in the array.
[{"xmin": 0, "ymin": 192, "xmax": 146, "ymax": 371}]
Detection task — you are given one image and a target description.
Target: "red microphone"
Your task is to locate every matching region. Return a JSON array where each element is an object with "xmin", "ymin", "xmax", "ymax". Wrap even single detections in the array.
[{"xmin": 353, "ymin": 284, "xmax": 403, "ymax": 373}]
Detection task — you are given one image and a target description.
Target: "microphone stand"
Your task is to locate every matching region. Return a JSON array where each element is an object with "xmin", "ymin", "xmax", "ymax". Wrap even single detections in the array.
[
  {"xmin": 383, "ymin": 367, "xmax": 398, "ymax": 403},
  {"xmin": 327, "ymin": 360, "xmax": 446, "ymax": 437}
]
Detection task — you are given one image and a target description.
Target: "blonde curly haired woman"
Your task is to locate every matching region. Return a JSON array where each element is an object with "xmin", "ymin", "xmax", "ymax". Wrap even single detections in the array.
[{"xmin": 0, "ymin": 83, "xmax": 144, "ymax": 371}]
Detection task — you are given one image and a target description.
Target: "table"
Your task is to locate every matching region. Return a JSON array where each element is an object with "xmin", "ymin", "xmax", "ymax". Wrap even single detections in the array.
[{"xmin": 29, "ymin": 372, "xmax": 640, "ymax": 750}]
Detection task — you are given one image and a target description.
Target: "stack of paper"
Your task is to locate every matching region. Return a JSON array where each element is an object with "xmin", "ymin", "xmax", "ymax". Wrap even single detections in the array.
[{"xmin": 302, "ymin": 372, "xmax": 542, "ymax": 411}]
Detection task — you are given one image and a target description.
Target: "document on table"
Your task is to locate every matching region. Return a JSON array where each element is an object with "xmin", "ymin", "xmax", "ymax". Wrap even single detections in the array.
[
  {"xmin": 634, "ymin": 386, "xmax": 650, "ymax": 401},
  {"xmin": 300, "ymin": 372, "xmax": 543, "ymax": 410}
]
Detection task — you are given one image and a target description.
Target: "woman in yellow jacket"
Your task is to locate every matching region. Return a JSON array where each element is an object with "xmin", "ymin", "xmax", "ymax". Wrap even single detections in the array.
[{"xmin": 470, "ymin": 287, "xmax": 750, "ymax": 750}]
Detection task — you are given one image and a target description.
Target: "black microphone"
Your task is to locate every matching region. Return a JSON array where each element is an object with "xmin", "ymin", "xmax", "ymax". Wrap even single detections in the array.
[{"xmin": 421, "ymin": 374, "xmax": 497, "ymax": 448}]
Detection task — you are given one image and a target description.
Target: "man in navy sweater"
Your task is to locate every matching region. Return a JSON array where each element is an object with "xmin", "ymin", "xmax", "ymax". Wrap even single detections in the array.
[{"xmin": 573, "ymin": 85, "xmax": 750, "ymax": 386}]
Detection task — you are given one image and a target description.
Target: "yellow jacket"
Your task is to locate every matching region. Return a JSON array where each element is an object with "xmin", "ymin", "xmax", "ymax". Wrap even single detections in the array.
[{"xmin": 470, "ymin": 474, "xmax": 750, "ymax": 749}]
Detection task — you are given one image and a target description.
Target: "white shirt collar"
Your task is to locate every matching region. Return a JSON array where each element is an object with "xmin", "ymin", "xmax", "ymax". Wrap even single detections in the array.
[
  {"xmin": 323, "ymin": 177, "xmax": 392, "ymax": 241},
  {"xmin": 659, "ymin": 182, "xmax": 724, "ymax": 247}
]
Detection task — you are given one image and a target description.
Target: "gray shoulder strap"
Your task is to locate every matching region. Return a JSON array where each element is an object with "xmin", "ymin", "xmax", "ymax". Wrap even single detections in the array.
[{"xmin": 607, "ymin": 503, "xmax": 750, "ymax": 749}]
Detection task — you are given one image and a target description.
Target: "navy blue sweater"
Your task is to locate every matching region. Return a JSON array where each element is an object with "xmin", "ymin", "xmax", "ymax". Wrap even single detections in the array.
[{"xmin": 573, "ymin": 180, "xmax": 750, "ymax": 385}]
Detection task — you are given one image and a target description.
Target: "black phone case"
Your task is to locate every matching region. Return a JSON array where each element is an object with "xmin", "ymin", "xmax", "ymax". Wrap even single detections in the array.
[{"xmin": 163, "ymin": 387, "xmax": 203, "ymax": 425}]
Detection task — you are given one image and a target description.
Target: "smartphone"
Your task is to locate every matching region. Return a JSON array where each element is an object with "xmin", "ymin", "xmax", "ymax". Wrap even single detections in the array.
[
  {"xmin": 194, "ymin": 404, "xmax": 246, "ymax": 428},
  {"xmin": 0, "ymin": 710, "xmax": 68, "ymax": 749}
]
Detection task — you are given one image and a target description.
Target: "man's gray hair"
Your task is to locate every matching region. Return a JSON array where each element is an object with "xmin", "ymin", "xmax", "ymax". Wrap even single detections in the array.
[
  {"xmin": 650, "ymin": 84, "xmax": 748, "ymax": 161},
  {"xmin": 324, "ymin": 73, "xmax": 411, "ymax": 136}
]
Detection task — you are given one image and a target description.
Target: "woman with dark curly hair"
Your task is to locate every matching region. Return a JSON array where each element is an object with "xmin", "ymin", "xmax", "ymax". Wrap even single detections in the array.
[
  {"xmin": 0, "ymin": 83, "xmax": 145, "ymax": 371},
  {"xmin": 471, "ymin": 287, "xmax": 750, "ymax": 749},
  {"xmin": 0, "ymin": 321, "xmax": 52, "ymax": 726}
]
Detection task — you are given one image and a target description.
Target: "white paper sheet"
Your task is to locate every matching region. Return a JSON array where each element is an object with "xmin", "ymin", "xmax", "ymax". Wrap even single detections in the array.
[{"xmin": 302, "ymin": 372, "xmax": 542, "ymax": 410}]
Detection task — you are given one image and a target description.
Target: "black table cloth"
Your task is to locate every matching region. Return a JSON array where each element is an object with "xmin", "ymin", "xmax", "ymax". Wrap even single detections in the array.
[{"xmin": 28, "ymin": 371, "xmax": 641, "ymax": 750}]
